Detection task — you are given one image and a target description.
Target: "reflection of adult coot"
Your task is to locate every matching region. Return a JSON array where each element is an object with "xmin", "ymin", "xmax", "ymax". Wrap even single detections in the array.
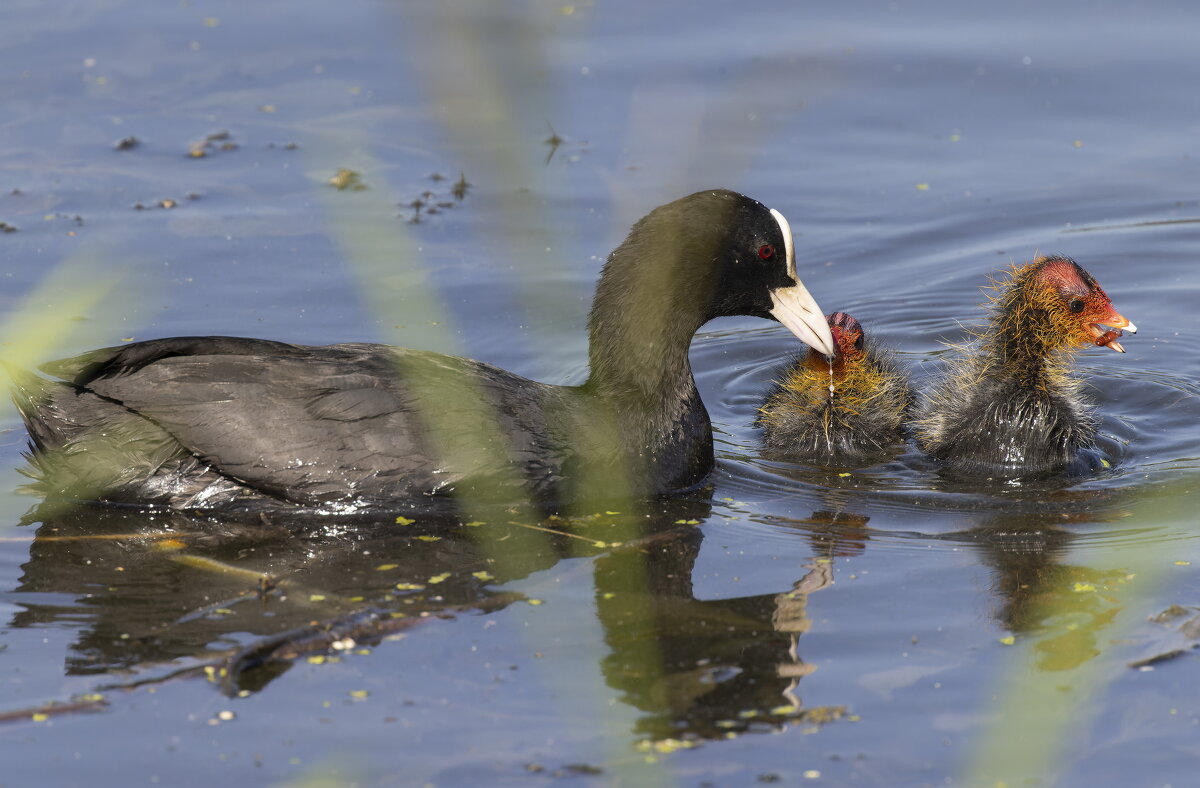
[
  {"xmin": 9, "ymin": 498, "xmax": 714, "ymax": 695},
  {"xmin": 9, "ymin": 508, "xmax": 525, "ymax": 682},
  {"xmin": 594, "ymin": 519, "xmax": 842, "ymax": 742},
  {"xmin": 11, "ymin": 191, "xmax": 833, "ymax": 512}
]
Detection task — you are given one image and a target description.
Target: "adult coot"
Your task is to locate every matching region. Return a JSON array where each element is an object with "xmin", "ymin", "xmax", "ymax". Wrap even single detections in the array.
[
  {"xmin": 758, "ymin": 312, "xmax": 911, "ymax": 465},
  {"xmin": 12, "ymin": 190, "xmax": 835, "ymax": 511},
  {"xmin": 914, "ymin": 255, "xmax": 1135, "ymax": 480}
]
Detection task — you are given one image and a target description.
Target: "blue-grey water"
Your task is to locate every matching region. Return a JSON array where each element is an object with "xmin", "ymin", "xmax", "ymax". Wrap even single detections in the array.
[{"xmin": 2, "ymin": 1, "xmax": 1198, "ymax": 786}]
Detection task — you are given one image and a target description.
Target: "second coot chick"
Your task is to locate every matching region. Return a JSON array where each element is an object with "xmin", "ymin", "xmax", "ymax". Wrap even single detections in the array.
[
  {"xmin": 914, "ymin": 255, "xmax": 1136, "ymax": 480},
  {"xmin": 759, "ymin": 312, "xmax": 912, "ymax": 465}
]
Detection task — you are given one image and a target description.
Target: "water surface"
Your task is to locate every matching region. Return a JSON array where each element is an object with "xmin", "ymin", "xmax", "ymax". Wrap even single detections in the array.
[{"xmin": 1, "ymin": 1, "xmax": 1198, "ymax": 786}]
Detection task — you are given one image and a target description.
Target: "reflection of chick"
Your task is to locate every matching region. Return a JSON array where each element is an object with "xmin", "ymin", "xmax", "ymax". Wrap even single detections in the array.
[
  {"xmin": 759, "ymin": 312, "xmax": 911, "ymax": 465},
  {"xmin": 915, "ymin": 256, "xmax": 1135, "ymax": 479}
]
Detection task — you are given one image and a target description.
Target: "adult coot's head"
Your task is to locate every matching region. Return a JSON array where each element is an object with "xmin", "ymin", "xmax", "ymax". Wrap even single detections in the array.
[{"xmin": 589, "ymin": 190, "xmax": 835, "ymax": 391}]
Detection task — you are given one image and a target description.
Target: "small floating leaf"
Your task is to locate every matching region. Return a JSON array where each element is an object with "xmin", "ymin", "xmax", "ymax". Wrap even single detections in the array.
[
  {"xmin": 1072, "ymin": 583, "xmax": 1096, "ymax": 593},
  {"xmin": 376, "ymin": 564, "xmax": 398, "ymax": 571},
  {"xmin": 329, "ymin": 168, "xmax": 366, "ymax": 191},
  {"xmin": 471, "ymin": 571, "xmax": 494, "ymax": 581},
  {"xmin": 394, "ymin": 516, "xmax": 415, "ymax": 525},
  {"xmin": 427, "ymin": 572, "xmax": 451, "ymax": 584},
  {"xmin": 415, "ymin": 535, "xmax": 441, "ymax": 542},
  {"xmin": 999, "ymin": 635, "xmax": 1016, "ymax": 646}
]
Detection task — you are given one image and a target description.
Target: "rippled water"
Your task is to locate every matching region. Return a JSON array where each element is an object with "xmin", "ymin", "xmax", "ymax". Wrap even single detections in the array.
[{"xmin": 2, "ymin": 1, "xmax": 1199, "ymax": 786}]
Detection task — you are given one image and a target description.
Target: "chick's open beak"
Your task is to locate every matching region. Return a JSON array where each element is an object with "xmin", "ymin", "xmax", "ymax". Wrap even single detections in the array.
[{"xmin": 1088, "ymin": 310, "xmax": 1137, "ymax": 353}]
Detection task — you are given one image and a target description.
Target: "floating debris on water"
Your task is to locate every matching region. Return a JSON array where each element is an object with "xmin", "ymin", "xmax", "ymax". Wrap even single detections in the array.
[
  {"xmin": 1150, "ymin": 604, "xmax": 1191, "ymax": 622},
  {"xmin": 189, "ymin": 130, "xmax": 238, "ymax": 158},
  {"xmin": 329, "ymin": 168, "xmax": 366, "ymax": 191},
  {"xmin": 544, "ymin": 122, "xmax": 563, "ymax": 164},
  {"xmin": 452, "ymin": 171, "xmax": 471, "ymax": 200}
]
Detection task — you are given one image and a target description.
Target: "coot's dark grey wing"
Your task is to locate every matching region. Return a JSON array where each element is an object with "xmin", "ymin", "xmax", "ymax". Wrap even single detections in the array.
[
  {"xmin": 51, "ymin": 340, "xmax": 563, "ymax": 506},
  {"xmin": 39, "ymin": 336, "xmax": 314, "ymax": 385}
]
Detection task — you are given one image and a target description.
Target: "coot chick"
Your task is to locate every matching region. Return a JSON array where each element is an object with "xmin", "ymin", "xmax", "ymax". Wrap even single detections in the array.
[
  {"xmin": 914, "ymin": 255, "xmax": 1135, "ymax": 479},
  {"xmin": 11, "ymin": 190, "xmax": 836, "ymax": 511},
  {"xmin": 758, "ymin": 312, "xmax": 911, "ymax": 464}
]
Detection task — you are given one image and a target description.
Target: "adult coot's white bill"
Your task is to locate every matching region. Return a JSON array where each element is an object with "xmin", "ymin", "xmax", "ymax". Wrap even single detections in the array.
[{"xmin": 12, "ymin": 189, "xmax": 835, "ymax": 511}]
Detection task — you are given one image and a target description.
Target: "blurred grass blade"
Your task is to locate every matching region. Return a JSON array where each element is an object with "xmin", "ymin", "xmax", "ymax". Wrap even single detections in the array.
[
  {"xmin": 964, "ymin": 490, "xmax": 1191, "ymax": 785},
  {"xmin": 0, "ymin": 252, "xmax": 137, "ymax": 374}
]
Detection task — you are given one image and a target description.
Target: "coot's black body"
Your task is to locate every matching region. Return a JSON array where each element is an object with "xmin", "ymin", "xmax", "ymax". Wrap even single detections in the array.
[{"xmin": 12, "ymin": 190, "xmax": 835, "ymax": 511}]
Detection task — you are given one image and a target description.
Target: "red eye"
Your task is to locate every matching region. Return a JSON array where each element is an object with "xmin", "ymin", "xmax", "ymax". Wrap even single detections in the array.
[{"xmin": 757, "ymin": 244, "xmax": 775, "ymax": 260}]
